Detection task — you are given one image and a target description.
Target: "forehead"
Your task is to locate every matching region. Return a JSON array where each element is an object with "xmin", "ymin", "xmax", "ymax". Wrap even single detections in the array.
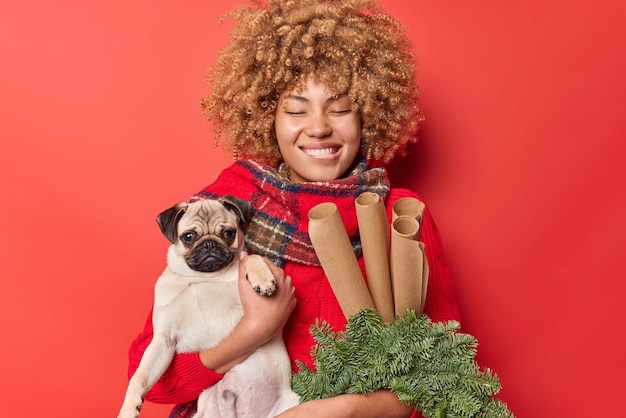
[
  {"xmin": 280, "ymin": 77, "xmax": 347, "ymax": 101},
  {"xmin": 181, "ymin": 201, "xmax": 237, "ymax": 228}
]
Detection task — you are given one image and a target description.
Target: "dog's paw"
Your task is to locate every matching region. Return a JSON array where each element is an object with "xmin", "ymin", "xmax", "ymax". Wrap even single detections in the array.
[
  {"xmin": 244, "ymin": 254, "xmax": 277, "ymax": 296},
  {"xmin": 117, "ymin": 403, "xmax": 142, "ymax": 418},
  {"xmin": 117, "ymin": 394, "xmax": 144, "ymax": 418}
]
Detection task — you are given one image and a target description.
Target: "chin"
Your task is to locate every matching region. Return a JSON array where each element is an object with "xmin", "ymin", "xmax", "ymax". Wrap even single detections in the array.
[{"xmin": 301, "ymin": 169, "xmax": 343, "ymax": 183}]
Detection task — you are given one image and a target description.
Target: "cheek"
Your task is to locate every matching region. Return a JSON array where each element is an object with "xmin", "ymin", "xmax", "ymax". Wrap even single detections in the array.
[
  {"xmin": 275, "ymin": 135, "xmax": 292, "ymax": 158},
  {"xmin": 274, "ymin": 115, "xmax": 297, "ymax": 145},
  {"xmin": 343, "ymin": 119, "xmax": 363, "ymax": 162},
  {"xmin": 340, "ymin": 116, "xmax": 362, "ymax": 146}
]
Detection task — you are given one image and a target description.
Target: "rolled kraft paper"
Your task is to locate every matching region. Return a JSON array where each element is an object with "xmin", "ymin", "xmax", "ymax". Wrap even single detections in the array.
[
  {"xmin": 418, "ymin": 241, "xmax": 429, "ymax": 313},
  {"xmin": 355, "ymin": 192, "xmax": 394, "ymax": 322},
  {"xmin": 392, "ymin": 197, "xmax": 426, "ymax": 224},
  {"xmin": 390, "ymin": 216, "xmax": 425, "ymax": 316},
  {"xmin": 308, "ymin": 202, "xmax": 375, "ymax": 319}
]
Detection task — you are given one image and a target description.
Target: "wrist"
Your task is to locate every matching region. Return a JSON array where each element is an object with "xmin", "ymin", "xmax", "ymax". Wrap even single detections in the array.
[
  {"xmin": 238, "ymin": 313, "xmax": 274, "ymax": 346},
  {"xmin": 198, "ymin": 313, "xmax": 275, "ymax": 373}
]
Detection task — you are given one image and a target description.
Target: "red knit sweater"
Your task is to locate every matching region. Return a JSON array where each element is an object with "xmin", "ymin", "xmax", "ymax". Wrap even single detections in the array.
[{"xmin": 127, "ymin": 161, "xmax": 461, "ymax": 414}]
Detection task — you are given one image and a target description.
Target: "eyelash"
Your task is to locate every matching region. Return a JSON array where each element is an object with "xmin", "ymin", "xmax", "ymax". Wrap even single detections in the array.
[{"xmin": 285, "ymin": 109, "xmax": 350, "ymax": 115}]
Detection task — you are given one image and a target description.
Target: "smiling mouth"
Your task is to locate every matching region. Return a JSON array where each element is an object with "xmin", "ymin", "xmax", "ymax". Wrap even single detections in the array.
[{"xmin": 301, "ymin": 146, "xmax": 341, "ymax": 158}]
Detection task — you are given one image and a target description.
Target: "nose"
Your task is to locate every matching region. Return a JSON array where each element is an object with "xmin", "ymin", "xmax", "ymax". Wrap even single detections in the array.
[
  {"xmin": 305, "ymin": 112, "xmax": 332, "ymax": 138},
  {"xmin": 202, "ymin": 240, "xmax": 218, "ymax": 252}
]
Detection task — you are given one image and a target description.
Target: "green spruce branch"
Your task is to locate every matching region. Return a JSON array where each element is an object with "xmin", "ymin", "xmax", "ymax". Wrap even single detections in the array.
[{"xmin": 291, "ymin": 309, "xmax": 514, "ymax": 418}]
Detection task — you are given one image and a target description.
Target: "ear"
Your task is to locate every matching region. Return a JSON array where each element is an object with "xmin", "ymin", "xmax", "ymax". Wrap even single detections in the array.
[
  {"xmin": 218, "ymin": 196, "xmax": 253, "ymax": 225},
  {"xmin": 156, "ymin": 202, "xmax": 188, "ymax": 244}
]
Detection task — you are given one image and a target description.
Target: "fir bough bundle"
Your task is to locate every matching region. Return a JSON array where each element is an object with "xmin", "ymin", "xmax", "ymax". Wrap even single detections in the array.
[{"xmin": 291, "ymin": 309, "xmax": 514, "ymax": 418}]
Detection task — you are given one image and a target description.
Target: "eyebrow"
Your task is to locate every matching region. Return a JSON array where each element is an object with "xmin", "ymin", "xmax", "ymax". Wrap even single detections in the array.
[{"xmin": 284, "ymin": 93, "xmax": 348, "ymax": 103}]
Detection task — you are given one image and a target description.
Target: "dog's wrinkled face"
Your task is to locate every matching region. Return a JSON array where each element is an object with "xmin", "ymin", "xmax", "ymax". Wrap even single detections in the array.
[{"xmin": 157, "ymin": 197, "xmax": 252, "ymax": 274}]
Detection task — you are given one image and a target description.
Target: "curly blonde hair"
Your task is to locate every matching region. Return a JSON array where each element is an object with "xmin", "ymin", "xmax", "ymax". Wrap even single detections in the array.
[{"xmin": 202, "ymin": 0, "xmax": 423, "ymax": 166}]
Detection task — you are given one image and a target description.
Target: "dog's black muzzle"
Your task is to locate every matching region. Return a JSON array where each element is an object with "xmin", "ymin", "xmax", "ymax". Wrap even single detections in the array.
[{"xmin": 186, "ymin": 239, "xmax": 235, "ymax": 273}]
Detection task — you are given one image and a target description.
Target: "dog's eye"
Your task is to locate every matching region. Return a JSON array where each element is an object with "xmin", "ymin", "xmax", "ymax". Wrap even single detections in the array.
[
  {"xmin": 180, "ymin": 231, "xmax": 197, "ymax": 246},
  {"xmin": 222, "ymin": 228, "xmax": 236, "ymax": 244}
]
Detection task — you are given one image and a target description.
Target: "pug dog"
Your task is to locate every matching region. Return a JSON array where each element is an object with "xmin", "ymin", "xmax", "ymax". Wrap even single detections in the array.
[{"xmin": 117, "ymin": 197, "xmax": 300, "ymax": 418}]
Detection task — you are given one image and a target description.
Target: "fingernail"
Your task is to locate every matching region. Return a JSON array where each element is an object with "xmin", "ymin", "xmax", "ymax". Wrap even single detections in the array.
[{"xmin": 239, "ymin": 250, "xmax": 247, "ymax": 260}]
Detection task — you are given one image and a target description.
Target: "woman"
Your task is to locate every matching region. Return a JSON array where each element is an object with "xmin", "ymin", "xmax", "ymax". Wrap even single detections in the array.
[{"xmin": 127, "ymin": 1, "xmax": 461, "ymax": 417}]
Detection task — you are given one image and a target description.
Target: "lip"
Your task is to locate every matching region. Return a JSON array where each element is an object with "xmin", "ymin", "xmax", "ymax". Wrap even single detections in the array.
[{"xmin": 299, "ymin": 143, "xmax": 343, "ymax": 159}]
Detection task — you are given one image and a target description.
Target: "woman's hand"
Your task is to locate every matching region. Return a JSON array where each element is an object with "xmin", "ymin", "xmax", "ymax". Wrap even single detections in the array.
[
  {"xmin": 198, "ymin": 251, "xmax": 296, "ymax": 373},
  {"xmin": 275, "ymin": 390, "xmax": 415, "ymax": 418},
  {"xmin": 238, "ymin": 251, "xmax": 297, "ymax": 343}
]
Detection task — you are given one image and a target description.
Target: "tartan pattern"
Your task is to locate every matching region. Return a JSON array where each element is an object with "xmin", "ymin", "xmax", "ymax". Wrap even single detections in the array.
[{"xmin": 192, "ymin": 158, "xmax": 390, "ymax": 267}]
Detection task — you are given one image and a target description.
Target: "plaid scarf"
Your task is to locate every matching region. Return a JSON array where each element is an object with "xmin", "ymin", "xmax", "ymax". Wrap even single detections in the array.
[{"xmin": 192, "ymin": 158, "xmax": 390, "ymax": 267}]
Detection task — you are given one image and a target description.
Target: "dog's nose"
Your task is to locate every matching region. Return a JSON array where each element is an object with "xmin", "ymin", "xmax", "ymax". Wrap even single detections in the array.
[{"xmin": 202, "ymin": 240, "xmax": 218, "ymax": 251}]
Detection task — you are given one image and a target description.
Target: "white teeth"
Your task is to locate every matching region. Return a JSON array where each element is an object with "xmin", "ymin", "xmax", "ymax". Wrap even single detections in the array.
[{"xmin": 303, "ymin": 147, "xmax": 336, "ymax": 157}]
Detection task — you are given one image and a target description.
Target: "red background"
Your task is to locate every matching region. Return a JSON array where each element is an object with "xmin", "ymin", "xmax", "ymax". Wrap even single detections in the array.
[{"xmin": 1, "ymin": 0, "xmax": 624, "ymax": 416}]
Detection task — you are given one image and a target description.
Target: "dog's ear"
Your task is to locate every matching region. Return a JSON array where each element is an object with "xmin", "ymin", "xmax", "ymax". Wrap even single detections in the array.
[
  {"xmin": 219, "ymin": 196, "xmax": 253, "ymax": 225},
  {"xmin": 156, "ymin": 202, "xmax": 188, "ymax": 244}
]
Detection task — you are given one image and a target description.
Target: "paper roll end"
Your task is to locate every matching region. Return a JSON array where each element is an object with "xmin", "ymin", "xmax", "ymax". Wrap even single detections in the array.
[
  {"xmin": 308, "ymin": 202, "xmax": 338, "ymax": 221},
  {"xmin": 392, "ymin": 197, "xmax": 425, "ymax": 221},
  {"xmin": 392, "ymin": 216, "xmax": 420, "ymax": 238},
  {"xmin": 355, "ymin": 191, "xmax": 381, "ymax": 207}
]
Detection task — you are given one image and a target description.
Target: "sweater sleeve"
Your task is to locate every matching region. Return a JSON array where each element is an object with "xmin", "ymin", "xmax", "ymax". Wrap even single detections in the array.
[
  {"xmin": 387, "ymin": 189, "xmax": 461, "ymax": 323},
  {"xmin": 127, "ymin": 310, "xmax": 224, "ymax": 404}
]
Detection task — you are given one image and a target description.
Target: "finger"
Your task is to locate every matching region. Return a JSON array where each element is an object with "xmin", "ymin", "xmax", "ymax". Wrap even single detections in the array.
[{"xmin": 238, "ymin": 250, "xmax": 248, "ymax": 278}]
